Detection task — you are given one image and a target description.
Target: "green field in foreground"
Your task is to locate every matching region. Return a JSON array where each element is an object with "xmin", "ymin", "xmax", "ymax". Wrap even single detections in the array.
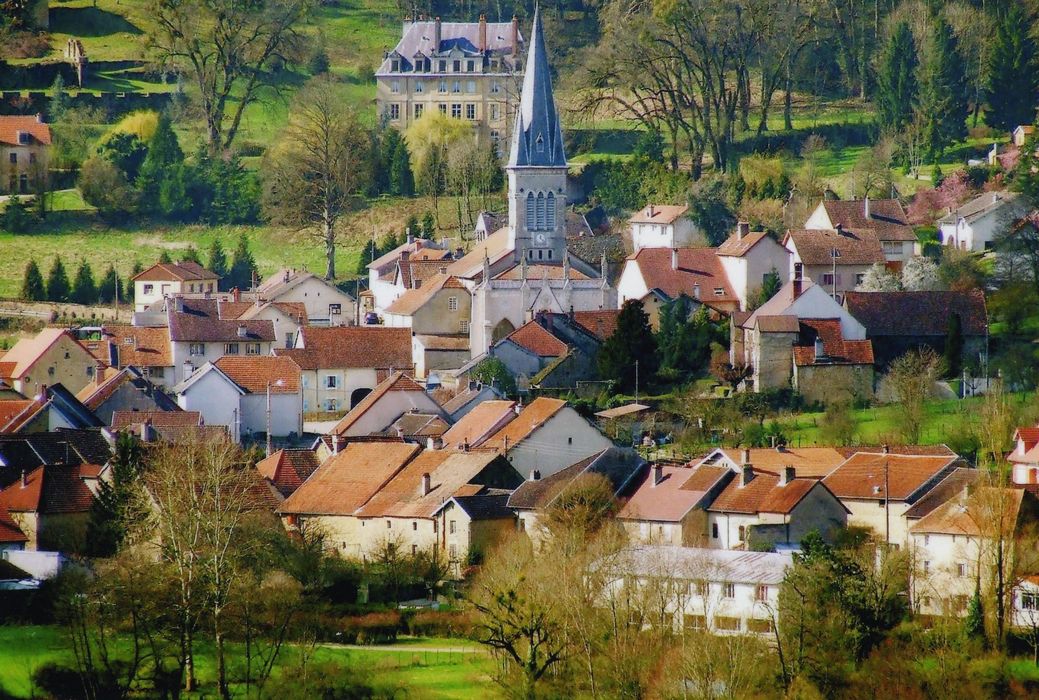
[{"xmin": 0, "ymin": 625, "xmax": 497, "ymax": 699}]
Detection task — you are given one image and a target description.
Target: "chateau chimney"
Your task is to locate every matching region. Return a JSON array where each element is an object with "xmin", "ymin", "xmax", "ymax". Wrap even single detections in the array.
[
  {"xmin": 529, "ymin": 469, "xmax": 541, "ymax": 482},
  {"xmin": 421, "ymin": 472, "xmax": 432, "ymax": 496},
  {"xmin": 740, "ymin": 464, "xmax": 754, "ymax": 488},
  {"xmin": 511, "ymin": 16, "xmax": 519, "ymax": 57},
  {"xmin": 863, "ymin": 196, "xmax": 871, "ymax": 220},
  {"xmin": 434, "ymin": 17, "xmax": 442, "ymax": 48},
  {"xmin": 479, "ymin": 14, "xmax": 487, "ymax": 52},
  {"xmin": 652, "ymin": 463, "xmax": 663, "ymax": 487},
  {"xmin": 737, "ymin": 221, "xmax": 749, "ymax": 240},
  {"xmin": 237, "ymin": 324, "xmax": 248, "ymax": 339},
  {"xmin": 780, "ymin": 465, "xmax": 795, "ymax": 486},
  {"xmin": 671, "ymin": 248, "xmax": 679, "ymax": 271}
]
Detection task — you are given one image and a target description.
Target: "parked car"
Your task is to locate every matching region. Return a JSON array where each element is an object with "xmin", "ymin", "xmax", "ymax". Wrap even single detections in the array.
[{"xmin": 364, "ymin": 312, "xmax": 383, "ymax": 325}]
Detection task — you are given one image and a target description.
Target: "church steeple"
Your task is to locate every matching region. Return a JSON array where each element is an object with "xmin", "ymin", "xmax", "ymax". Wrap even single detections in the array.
[{"xmin": 508, "ymin": 5, "xmax": 566, "ymax": 169}]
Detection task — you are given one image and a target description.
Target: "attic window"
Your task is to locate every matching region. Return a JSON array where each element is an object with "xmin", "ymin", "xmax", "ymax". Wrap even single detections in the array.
[
  {"xmin": 17, "ymin": 132, "xmax": 29, "ymax": 145},
  {"xmin": 535, "ymin": 133, "xmax": 545, "ymax": 153},
  {"xmin": 122, "ymin": 337, "xmax": 133, "ymax": 345},
  {"xmin": 713, "ymin": 288, "xmax": 724, "ymax": 296}
]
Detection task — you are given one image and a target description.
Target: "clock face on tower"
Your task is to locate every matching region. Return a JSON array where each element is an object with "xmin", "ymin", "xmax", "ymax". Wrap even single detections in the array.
[{"xmin": 535, "ymin": 233, "xmax": 546, "ymax": 246}]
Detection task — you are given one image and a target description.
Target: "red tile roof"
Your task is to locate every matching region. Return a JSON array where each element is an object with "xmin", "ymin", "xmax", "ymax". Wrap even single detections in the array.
[
  {"xmin": 910, "ymin": 487, "xmax": 1027, "ymax": 536},
  {"xmin": 111, "ymin": 410, "xmax": 201, "ymax": 429},
  {"xmin": 792, "ymin": 318, "xmax": 875, "ymax": 366},
  {"xmin": 820, "ymin": 199, "xmax": 916, "ymax": 242},
  {"xmin": 784, "ymin": 227, "xmax": 885, "ymax": 266},
  {"xmin": 329, "ymin": 373, "xmax": 429, "ymax": 436},
  {"xmin": 717, "ymin": 231, "xmax": 771, "ymax": 257},
  {"xmin": 0, "ymin": 464, "xmax": 100, "ymax": 515},
  {"xmin": 166, "ymin": 299, "xmax": 275, "ymax": 343},
  {"xmin": 440, "ymin": 400, "xmax": 517, "ymax": 450},
  {"xmin": 843, "ymin": 290, "xmax": 988, "ymax": 337},
  {"xmin": 706, "ymin": 469, "xmax": 824, "ymax": 515},
  {"xmin": 501, "ymin": 321, "xmax": 568, "ymax": 357},
  {"xmin": 276, "ymin": 327, "xmax": 412, "ymax": 370},
  {"xmin": 617, "ymin": 464, "xmax": 728, "ymax": 522},
  {"xmin": 626, "ymin": 248, "xmax": 737, "ymax": 304},
  {"xmin": 385, "ymin": 274, "xmax": 467, "ymax": 316},
  {"xmin": 0, "ymin": 115, "xmax": 51, "ymax": 146},
  {"xmin": 571, "ymin": 310, "xmax": 620, "ymax": 340},
  {"xmin": 629, "ymin": 204, "xmax": 689, "ymax": 224},
  {"xmin": 132, "ymin": 261, "xmax": 218, "ymax": 282},
  {"xmin": 0, "ymin": 504, "xmax": 26, "ymax": 543},
  {"xmin": 213, "ymin": 356, "xmax": 301, "ymax": 394},
  {"xmin": 484, "ymin": 397, "xmax": 567, "ymax": 451},
  {"xmin": 0, "ymin": 400, "xmax": 36, "ymax": 430},
  {"xmin": 823, "ymin": 452, "xmax": 959, "ymax": 501},
  {"xmin": 256, "ymin": 448, "xmax": 321, "ymax": 498},
  {"xmin": 81, "ymin": 325, "xmax": 173, "ymax": 368},
  {"xmin": 1017, "ymin": 427, "xmax": 1039, "ymax": 443}
]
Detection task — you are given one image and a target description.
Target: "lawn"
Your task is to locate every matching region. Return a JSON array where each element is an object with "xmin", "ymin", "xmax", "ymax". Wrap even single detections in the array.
[{"xmin": 0, "ymin": 625, "xmax": 499, "ymax": 699}]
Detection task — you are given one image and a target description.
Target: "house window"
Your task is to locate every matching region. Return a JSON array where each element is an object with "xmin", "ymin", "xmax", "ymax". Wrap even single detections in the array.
[
  {"xmin": 923, "ymin": 560, "xmax": 931, "ymax": 573},
  {"xmin": 438, "ymin": 60, "xmax": 446, "ymax": 72},
  {"xmin": 715, "ymin": 616, "xmax": 741, "ymax": 631},
  {"xmin": 412, "ymin": 521, "xmax": 417, "ymax": 531},
  {"xmin": 684, "ymin": 614, "xmax": 707, "ymax": 630},
  {"xmin": 451, "ymin": 103, "xmax": 461, "ymax": 118},
  {"xmin": 438, "ymin": 104, "xmax": 447, "ymax": 115},
  {"xmin": 29, "ymin": 152, "xmax": 35, "ymax": 164},
  {"xmin": 723, "ymin": 582, "xmax": 735, "ymax": 599},
  {"xmin": 821, "ymin": 273, "xmax": 835, "ymax": 286},
  {"xmin": 957, "ymin": 563, "xmax": 967, "ymax": 577},
  {"xmin": 794, "ymin": 262, "xmax": 804, "ymax": 278},
  {"xmin": 1023, "ymin": 592, "xmax": 1039, "ymax": 610},
  {"xmin": 325, "ymin": 375, "xmax": 338, "ymax": 389},
  {"xmin": 8, "ymin": 153, "xmax": 15, "ymax": 164},
  {"xmin": 448, "ymin": 296, "xmax": 458, "ymax": 311},
  {"xmin": 747, "ymin": 619, "xmax": 774, "ymax": 634},
  {"xmin": 329, "ymin": 303, "xmax": 341, "ymax": 316},
  {"xmin": 453, "ymin": 60, "xmax": 461, "ymax": 72},
  {"xmin": 324, "ymin": 399, "xmax": 337, "ymax": 411},
  {"xmin": 855, "ymin": 273, "xmax": 866, "ymax": 286},
  {"xmin": 924, "ymin": 534, "xmax": 930, "ymax": 545},
  {"xmin": 466, "ymin": 103, "xmax": 476, "ymax": 120},
  {"xmin": 449, "ymin": 520, "xmax": 456, "ymax": 534},
  {"xmin": 714, "ymin": 287, "xmax": 724, "ymax": 296},
  {"xmin": 285, "ymin": 332, "xmax": 294, "ymax": 348},
  {"xmin": 438, "ymin": 79, "xmax": 447, "ymax": 93},
  {"xmin": 412, "ymin": 544, "xmax": 418, "ymax": 555},
  {"xmin": 738, "ymin": 526, "xmax": 746, "ymax": 541},
  {"xmin": 224, "ymin": 343, "xmax": 239, "ymax": 355},
  {"xmin": 490, "ymin": 103, "xmax": 500, "ymax": 121},
  {"xmin": 245, "ymin": 343, "xmax": 260, "ymax": 355},
  {"xmin": 189, "ymin": 343, "xmax": 204, "ymax": 356},
  {"xmin": 452, "ymin": 80, "xmax": 461, "ymax": 93},
  {"xmin": 711, "ymin": 522, "xmax": 719, "ymax": 539},
  {"xmin": 389, "ymin": 103, "xmax": 400, "ymax": 121},
  {"xmin": 414, "ymin": 103, "xmax": 424, "ymax": 119},
  {"xmin": 391, "ymin": 59, "xmax": 400, "ymax": 71},
  {"xmin": 449, "ymin": 544, "xmax": 457, "ymax": 559},
  {"xmin": 755, "ymin": 584, "xmax": 769, "ymax": 601},
  {"xmin": 390, "ymin": 79, "xmax": 401, "ymax": 94},
  {"xmin": 696, "ymin": 581, "xmax": 709, "ymax": 598},
  {"xmin": 491, "ymin": 81, "xmax": 501, "ymax": 93},
  {"xmin": 151, "ymin": 367, "xmax": 165, "ymax": 379},
  {"xmin": 882, "ymin": 241, "xmax": 902, "ymax": 255},
  {"xmin": 460, "ymin": 320, "xmax": 470, "ymax": 333},
  {"xmin": 466, "ymin": 60, "xmax": 475, "ymax": 72},
  {"xmin": 414, "ymin": 81, "xmax": 424, "ymax": 93},
  {"xmin": 386, "ymin": 520, "xmax": 391, "ymax": 529},
  {"xmin": 466, "ymin": 80, "xmax": 476, "ymax": 93},
  {"xmin": 143, "ymin": 284, "xmax": 154, "ymax": 295}
]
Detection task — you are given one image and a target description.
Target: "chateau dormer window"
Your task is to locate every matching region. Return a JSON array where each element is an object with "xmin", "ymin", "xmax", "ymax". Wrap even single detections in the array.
[{"xmin": 391, "ymin": 59, "xmax": 400, "ymax": 72}]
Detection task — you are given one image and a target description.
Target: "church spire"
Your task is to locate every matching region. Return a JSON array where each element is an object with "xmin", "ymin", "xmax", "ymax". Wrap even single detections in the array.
[{"xmin": 508, "ymin": 5, "xmax": 566, "ymax": 169}]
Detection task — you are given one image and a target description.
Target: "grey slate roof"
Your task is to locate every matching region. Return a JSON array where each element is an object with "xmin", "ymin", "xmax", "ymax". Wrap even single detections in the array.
[
  {"xmin": 937, "ymin": 190, "xmax": 1028, "ymax": 225},
  {"xmin": 381, "ymin": 20, "xmax": 523, "ymax": 73},
  {"xmin": 508, "ymin": 7, "xmax": 566, "ymax": 169},
  {"xmin": 507, "ymin": 446, "xmax": 644, "ymax": 510}
]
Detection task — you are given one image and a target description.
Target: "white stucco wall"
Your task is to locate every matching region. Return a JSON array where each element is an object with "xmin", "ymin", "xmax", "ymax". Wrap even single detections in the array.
[
  {"xmin": 177, "ymin": 371, "xmax": 242, "ymax": 441},
  {"xmin": 502, "ymin": 409, "xmax": 614, "ymax": 478}
]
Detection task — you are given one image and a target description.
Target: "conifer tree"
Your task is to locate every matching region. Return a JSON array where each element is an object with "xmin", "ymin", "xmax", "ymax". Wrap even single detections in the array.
[
  {"xmin": 390, "ymin": 138, "xmax": 415, "ymax": 196},
  {"xmin": 180, "ymin": 246, "xmax": 201, "ymax": 264},
  {"xmin": 598, "ymin": 299, "xmax": 658, "ymax": 393},
  {"xmin": 159, "ymin": 250, "xmax": 172, "ymax": 263},
  {"xmin": 98, "ymin": 264, "xmax": 119, "ymax": 303},
  {"xmin": 405, "ymin": 214, "xmax": 420, "ymax": 239},
  {"xmin": 86, "ymin": 432, "xmax": 147, "ymax": 557},
  {"xmin": 49, "ymin": 74, "xmax": 67, "ymax": 123},
  {"xmin": 126, "ymin": 261, "xmax": 142, "ymax": 303},
  {"xmin": 229, "ymin": 234, "xmax": 258, "ymax": 291},
  {"xmin": 46, "ymin": 257, "xmax": 70, "ymax": 302},
  {"xmin": 207, "ymin": 239, "xmax": 229, "ymax": 287},
  {"xmin": 876, "ymin": 22, "xmax": 918, "ymax": 132},
  {"xmin": 72, "ymin": 260, "xmax": 97, "ymax": 305},
  {"xmin": 421, "ymin": 211, "xmax": 436, "ymax": 239},
  {"xmin": 20, "ymin": 259, "xmax": 46, "ymax": 301},
  {"xmin": 918, "ymin": 17, "xmax": 968, "ymax": 159},
  {"xmin": 985, "ymin": 4, "xmax": 1039, "ymax": 132}
]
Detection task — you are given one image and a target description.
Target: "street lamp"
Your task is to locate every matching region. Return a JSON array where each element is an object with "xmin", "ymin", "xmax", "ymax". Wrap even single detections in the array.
[{"xmin": 267, "ymin": 378, "xmax": 286, "ymax": 456}]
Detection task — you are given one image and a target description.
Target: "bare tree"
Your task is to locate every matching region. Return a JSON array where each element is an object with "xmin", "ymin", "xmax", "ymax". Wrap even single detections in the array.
[
  {"xmin": 262, "ymin": 76, "xmax": 372, "ymax": 280},
  {"xmin": 148, "ymin": 0, "xmax": 311, "ymax": 153},
  {"xmin": 882, "ymin": 348, "xmax": 944, "ymax": 444}
]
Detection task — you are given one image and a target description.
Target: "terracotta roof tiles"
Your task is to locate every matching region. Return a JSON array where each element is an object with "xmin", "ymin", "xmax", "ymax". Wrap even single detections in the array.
[
  {"xmin": 501, "ymin": 321, "xmax": 568, "ymax": 357},
  {"xmin": 82, "ymin": 325, "xmax": 173, "ymax": 368},
  {"xmin": 823, "ymin": 452, "xmax": 960, "ymax": 501},
  {"xmin": 843, "ymin": 290, "xmax": 988, "ymax": 337},
  {"xmin": 132, "ymin": 261, "xmax": 218, "ymax": 282},
  {"xmin": 792, "ymin": 318, "xmax": 875, "ymax": 366},
  {"xmin": 0, "ymin": 115, "xmax": 51, "ymax": 146},
  {"xmin": 706, "ymin": 469, "xmax": 822, "ymax": 515},
  {"xmin": 276, "ymin": 327, "xmax": 412, "ymax": 370},
  {"xmin": 256, "ymin": 448, "xmax": 321, "ymax": 498},
  {"xmin": 820, "ymin": 199, "xmax": 916, "ymax": 242},
  {"xmin": 329, "ymin": 373, "xmax": 429, "ymax": 436},
  {"xmin": 0, "ymin": 464, "xmax": 100, "ymax": 515},
  {"xmin": 617, "ymin": 464, "xmax": 728, "ymax": 522},
  {"xmin": 484, "ymin": 397, "xmax": 566, "ymax": 451},
  {"xmin": 629, "ymin": 204, "xmax": 689, "ymax": 225},
  {"xmin": 440, "ymin": 400, "xmax": 517, "ymax": 450},
  {"xmin": 626, "ymin": 248, "xmax": 737, "ymax": 304},
  {"xmin": 784, "ymin": 227, "xmax": 885, "ymax": 266},
  {"xmin": 717, "ymin": 231, "xmax": 771, "ymax": 257},
  {"xmin": 571, "ymin": 310, "xmax": 619, "ymax": 340}
]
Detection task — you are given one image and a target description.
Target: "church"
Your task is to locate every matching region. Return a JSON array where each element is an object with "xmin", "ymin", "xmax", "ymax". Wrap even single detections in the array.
[{"xmin": 447, "ymin": 7, "xmax": 617, "ymax": 356}]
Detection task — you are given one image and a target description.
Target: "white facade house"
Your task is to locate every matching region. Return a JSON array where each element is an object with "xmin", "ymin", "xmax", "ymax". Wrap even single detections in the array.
[
  {"xmin": 173, "ymin": 364, "xmax": 244, "ymax": 441},
  {"xmin": 716, "ymin": 222, "xmax": 791, "ymax": 310},
  {"xmin": 605, "ymin": 546, "xmax": 791, "ymax": 636},
  {"xmin": 130, "ymin": 261, "xmax": 220, "ymax": 313},
  {"xmin": 938, "ymin": 191, "xmax": 1029, "ymax": 253},
  {"xmin": 254, "ymin": 269, "xmax": 357, "ymax": 326},
  {"xmin": 628, "ymin": 204, "xmax": 703, "ymax": 252},
  {"xmin": 328, "ymin": 372, "xmax": 445, "ymax": 437}
]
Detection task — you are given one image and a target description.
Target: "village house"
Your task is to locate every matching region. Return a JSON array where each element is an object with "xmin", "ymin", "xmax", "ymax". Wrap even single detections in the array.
[
  {"xmin": 382, "ymin": 274, "xmax": 472, "ymax": 377},
  {"xmin": 376, "ymin": 15, "xmax": 524, "ymax": 147},
  {"xmin": 328, "ymin": 372, "xmax": 445, "ymax": 438},
  {"xmin": 81, "ymin": 325, "xmax": 174, "ymax": 387},
  {"xmin": 253, "ymin": 268, "xmax": 356, "ymax": 326},
  {"xmin": 618, "ymin": 247, "xmax": 739, "ymax": 313},
  {"xmin": 368, "ymin": 239, "xmax": 454, "ymax": 315},
  {"xmin": 165, "ymin": 298, "xmax": 276, "ymax": 385},
  {"xmin": 0, "ymin": 328, "xmax": 100, "ymax": 397},
  {"xmin": 216, "ymin": 296, "xmax": 307, "ymax": 350},
  {"xmin": 691, "ymin": 446, "xmax": 850, "ymax": 479},
  {"xmin": 131, "ymin": 261, "xmax": 220, "ymax": 312},
  {"xmin": 439, "ymin": 383, "xmax": 504, "ymax": 421},
  {"xmin": 783, "ymin": 226, "xmax": 885, "ymax": 298},
  {"xmin": 488, "ymin": 319, "xmax": 568, "ymax": 382},
  {"xmin": 804, "ymin": 198, "xmax": 918, "ymax": 266},
  {"xmin": 843, "ymin": 289, "xmax": 988, "ymax": 368},
  {"xmin": 1009, "ymin": 423, "xmax": 1039, "ymax": 487},
  {"xmin": 173, "ymin": 355, "xmax": 302, "ymax": 443},
  {"xmin": 0, "ymin": 384, "xmax": 104, "ymax": 435},
  {"xmin": 256, "ymin": 448, "xmax": 322, "ymax": 501},
  {"xmin": 716, "ymin": 222, "xmax": 791, "ymax": 311},
  {"xmin": 77, "ymin": 366, "xmax": 180, "ymax": 425},
  {"xmin": 938, "ymin": 191, "xmax": 1030, "ymax": 252},
  {"xmin": 628, "ymin": 204, "xmax": 704, "ymax": 251},
  {"xmin": 606, "ymin": 546, "xmax": 791, "ymax": 636},
  {"xmin": 110, "ymin": 409, "xmax": 205, "ymax": 439},
  {"xmin": 276, "ymin": 326, "xmax": 413, "ymax": 413},
  {"xmin": 0, "ymin": 115, "xmax": 50, "ymax": 195},
  {"xmin": 616, "ymin": 463, "xmax": 731, "ymax": 547},
  {"xmin": 440, "ymin": 399, "xmax": 518, "ymax": 450},
  {"xmin": 911, "ymin": 487, "xmax": 1039, "ymax": 619},
  {"xmin": 822, "ymin": 450, "xmax": 967, "ymax": 547}
]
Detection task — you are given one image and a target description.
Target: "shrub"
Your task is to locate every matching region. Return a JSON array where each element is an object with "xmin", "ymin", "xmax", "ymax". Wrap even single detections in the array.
[
  {"xmin": 339, "ymin": 611, "xmax": 402, "ymax": 645},
  {"xmin": 309, "ymin": 46, "xmax": 331, "ymax": 75},
  {"xmin": 79, "ymin": 156, "xmax": 137, "ymax": 220},
  {"xmin": 358, "ymin": 64, "xmax": 376, "ymax": 83},
  {"xmin": 4, "ymin": 32, "xmax": 50, "ymax": 59},
  {"xmin": 0, "ymin": 196, "xmax": 36, "ymax": 233},
  {"xmin": 406, "ymin": 610, "xmax": 478, "ymax": 639}
]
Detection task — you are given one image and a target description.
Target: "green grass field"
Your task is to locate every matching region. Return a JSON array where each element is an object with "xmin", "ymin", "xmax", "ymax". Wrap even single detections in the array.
[{"xmin": 0, "ymin": 626, "xmax": 498, "ymax": 699}]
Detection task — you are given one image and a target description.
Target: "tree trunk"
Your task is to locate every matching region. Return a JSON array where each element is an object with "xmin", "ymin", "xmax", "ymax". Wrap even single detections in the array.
[
  {"xmin": 324, "ymin": 218, "xmax": 336, "ymax": 280},
  {"xmin": 184, "ymin": 625, "xmax": 196, "ymax": 692}
]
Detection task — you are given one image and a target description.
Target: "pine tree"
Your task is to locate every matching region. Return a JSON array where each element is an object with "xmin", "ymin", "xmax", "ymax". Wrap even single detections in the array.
[
  {"xmin": 207, "ymin": 239, "xmax": 229, "ymax": 289},
  {"xmin": 159, "ymin": 250, "xmax": 172, "ymax": 263},
  {"xmin": 98, "ymin": 265, "xmax": 118, "ymax": 303},
  {"xmin": 138, "ymin": 113, "xmax": 186, "ymax": 215},
  {"xmin": 86, "ymin": 432, "xmax": 147, "ymax": 557},
  {"xmin": 985, "ymin": 4, "xmax": 1039, "ymax": 132},
  {"xmin": 421, "ymin": 211, "xmax": 436, "ymax": 239},
  {"xmin": 965, "ymin": 591, "xmax": 985, "ymax": 643},
  {"xmin": 46, "ymin": 257, "xmax": 70, "ymax": 302},
  {"xmin": 390, "ymin": 138, "xmax": 415, "ymax": 197},
  {"xmin": 180, "ymin": 246, "xmax": 200, "ymax": 264},
  {"xmin": 49, "ymin": 73, "xmax": 67, "ymax": 123},
  {"xmin": 126, "ymin": 261, "xmax": 142, "ymax": 303},
  {"xmin": 229, "ymin": 234, "xmax": 258, "ymax": 291},
  {"xmin": 71, "ymin": 260, "xmax": 97, "ymax": 305},
  {"xmin": 405, "ymin": 214, "xmax": 420, "ymax": 239},
  {"xmin": 598, "ymin": 299, "xmax": 658, "ymax": 393},
  {"xmin": 918, "ymin": 17, "xmax": 969, "ymax": 159},
  {"xmin": 876, "ymin": 22, "xmax": 919, "ymax": 132},
  {"xmin": 20, "ymin": 259, "xmax": 46, "ymax": 301}
]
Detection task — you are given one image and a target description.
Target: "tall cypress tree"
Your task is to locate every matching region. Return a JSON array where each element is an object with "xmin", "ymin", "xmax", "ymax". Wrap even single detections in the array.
[
  {"xmin": 876, "ymin": 22, "xmax": 919, "ymax": 131},
  {"xmin": 46, "ymin": 257, "xmax": 70, "ymax": 302},
  {"xmin": 20, "ymin": 259, "xmax": 46, "ymax": 301},
  {"xmin": 137, "ymin": 113, "xmax": 185, "ymax": 214},
  {"xmin": 597, "ymin": 299, "xmax": 658, "ymax": 393},
  {"xmin": 71, "ymin": 260, "xmax": 97, "ymax": 305},
  {"xmin": 985, "ymin": 4, "xmax": 1039, "ymax": 132},
  {"xmin": 207, "ymin": 239, "xmax": 229, "ymax": 288},
  {"xmin": 390, "ymin": 139, "xmax": 415, "ymax": 197},
  {"xmin": 98, "ymin": 264, "xmax": 119, "ymax": 303},
  {"xmin": 229, "ymin": 234, "xmax": 259, "ymax": 291},
  {"xmin": 86, "ymin": 432, "xmax": 147, "ymax": 557},
  {"xmin": 919, "ymin": 17, "xmax": 969, "ymax": 159}
]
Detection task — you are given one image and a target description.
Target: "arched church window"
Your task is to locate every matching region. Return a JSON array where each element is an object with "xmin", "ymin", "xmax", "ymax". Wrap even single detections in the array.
[
  {"xmin": 535, "ymin": 192, "xmax": 546, "ymax": 230},
  {"xmin": 526, "ymin": 191, "xmax": 535, "ymax": 227},
  {"xmin": 546, "ymin": 192, "xmax": 556, "ymax": 230}
]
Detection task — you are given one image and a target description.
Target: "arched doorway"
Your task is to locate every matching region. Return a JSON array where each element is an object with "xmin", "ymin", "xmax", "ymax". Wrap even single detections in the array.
[
  {"xmin": 492, "ymin": 318, "xmax": 515, "ymax": 343},
  {"xmin": 350, "ymin": 387, "xmax": 372, "ymax": 408}
]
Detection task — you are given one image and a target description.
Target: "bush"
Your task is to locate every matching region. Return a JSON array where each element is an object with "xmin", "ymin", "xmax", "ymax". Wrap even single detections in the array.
[
  {"xmin": 4, "ymin": 32, "xmax": 50, "ymax": 59},
  {"xmin": 406, "ymin": 610, "xmax": 478, "ymax": 639},
  {"xmin": 309, "ymin": 46, "xmax": 331, "ymax": 75},
  {"xmin": 79, "ymin": 156, "xmax": 138, "ymax": 220},
  {"xmin": 1, "ymin": 196, "xmax": 36, "ymax": 233},
  {"xmin": 263, "ymin": 661, "xmax": 377, "ymax": 699},
  {"xmin": 357, "ymin": 64, "xmax": 376, "ymax": 83},
  {"xmin": 339, "ymin": 611, "xmax": 402, "ymax": 645}
]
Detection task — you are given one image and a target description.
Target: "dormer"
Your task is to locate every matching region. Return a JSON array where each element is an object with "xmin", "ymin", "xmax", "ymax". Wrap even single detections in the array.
[{"xmin": 17, "ymin": 131, "xmax": 29, "ymax": 145}]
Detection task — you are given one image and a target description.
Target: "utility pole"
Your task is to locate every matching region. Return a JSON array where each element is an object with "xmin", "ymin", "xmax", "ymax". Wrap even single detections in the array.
[
  {"xmin": 830, "ymin": 247, "xmax": 839, "ymax": 300},
  {"xmin": 635, "ymin": 360, "xmax": 639, "ymax": 404},
  {"xmin": 883, "ymin": 443, "xmax": 890, "ymax": 548},
  {"xmin": 266, "ymin": 381, "xmax": 273, "ymax": 457}
]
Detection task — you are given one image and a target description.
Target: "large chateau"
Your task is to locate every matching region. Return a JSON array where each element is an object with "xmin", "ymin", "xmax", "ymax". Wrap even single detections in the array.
[{"xmin": 375, "ymin": 16, "xmax": 525, "ymax": 148}]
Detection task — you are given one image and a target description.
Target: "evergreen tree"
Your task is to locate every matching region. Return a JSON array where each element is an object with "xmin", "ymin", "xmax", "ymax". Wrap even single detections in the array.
[
  {"xmin": 126, "ymin": 261, "xmax": 142, "ymax": 303},
  {"xmin": 159, "ymin": 250, "xmax": 172, "ymax": 263},
  {"xmin": 656, "ymin": 299, "xmax": 716, "ymax": 381},
  {"xmin": 46, "ymin": 257, "xmax": 70, "ymax": 302},
  {"xmin": 405, "ymin": 214, "xmax": 420, "ymax": 239},
  {"xmin": 98, "ymin": 264, "xmax": 119, "ymax": 303},
  {"xmin": 984, "ymin": 4, "xmax": 1039, "ymax": 132},
  {"xmin": 207, "ymin": 239, "xmax": 229, "ymax": 286},
  {"xmin": 157, "ymin": 164, "xmax": 193, "ymax": 220},
  {"xmin": 390, "ymin": 137, "xmax": 415, "ymax": 197},
  {"xmin": 757, "ymin": 269, "xmax": 783, "ymax": 306},
  {"xmin": 85, "ymin": 432, "xmax": 148, "ymax": 557},
  {"xmin": 944, "ymin": 312, "xmax": 964, "ymax": 379},
  {"xmin": 356, "ymin": 238, "xmax": 379, "ymax": 274},
  {"xmin": 72, "ymin": 260, "xmax": 97, "ymax": 305},
  {"xmin": 229, "ymin": 234, "xmax": 258, "ymax": 291},
  {"xmin": 180, "ymin": 245, "xmax": 201, "ymax": 264},
  {"xmin": 598, "ymin": 299, "xmax": 658, "ymax": 393},
  {"xmin": 49, "ymin": 73, "xmax": 67, "ymax": 123},
  {"xmin": 421, "ymin": 211, "xmax": 436, "ymax": 239},
  {"xmin": 20, "ymin": 259, "xmax": 46, "ymax": 301},
  {"xmin": 876, "ymin": 22, "xmax": 918, "ymax": 132},
  {"xmin": 965, "ymin": 591, "xmax": 985, "ymax": 642},
  {"xmin": 918, "ymin": 17, "xmax": 969, "ymax": 159}
]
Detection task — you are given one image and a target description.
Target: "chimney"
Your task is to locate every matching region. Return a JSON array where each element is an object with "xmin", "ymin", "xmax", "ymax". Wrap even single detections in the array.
[
  {"xmin": 36, "ymin": 113, "xmax": 43, "ymax": 123},
  {"xmin": 529, "ymin": 469, "xmax": 541, "ymax": 482},
  {"xmin": 20, "ymin": 470, "xmax": 26, "ymax": 488},
  {"xmin": 232, "ymin": 287, "xmax": 240, "ymax": 303},
  {"xmin": 863, "ymin": 196, "xmax": 870, "ymax": 220},
  {"xmin": 835, "ymin": 223, "xmax": 844, "ymax": 236},
  {"xmin": 511, "ymin": 16, "xmax": 519, "ymax": 57},
  {"xmin": 741, "ymin": 448, "xmax": 750, "ymax": 465},
  {"xmin": 462, "ymin": 439, "xmax": 470, "ymax": 453},
  {"xmin": 652, "ymin": 463, "xmax": 663, "ymax": 487},
  {"xmin": 737, "ymin": 221, "xmax": 749, "ymax": 240},
  {"xmin": 479, "ymin": 14, "xmax": 487, "ymax": 52},
  {"xmin": 780, "ymin": 465, "xmax": 795, "ymax": 486},
  {"xmin": 740, "ymin": 464, "xmax": 754, "ymax": 488},
  {"xmin": 237, "ymin": 324, "xmax": 248, "ymax": 338},
  {"xmin": 692, "ymin": 283, "xmax": 701, "ymax": 300},
  {"xmin": 792, "ymin": 278, "xmax": 803, "ymax": 300},
  {"xmin": 427, "ymin": 436, "xmax": 444, "ymax": 450},
  {"xmin": 434, "ymin": 16, "xmax": 442, "ymax": 48},
  {"xmin": 421, "ymin": 472, "xmax": 432, "ymax": 496},
  {"xmin": 174, "ymin": 296, "xmax": 185, "ymax": 313},
  {"xmin": 671, "ymin": 248, "xmax": 679, "ymax": 271},
  {"xmin": 648, "ymin": 204, "xmax": 655, "ymax": 217},
  {"xmin": 407, "ymin": 228, "xmax": 414, "ymax": 245},
  {"xmin": 814, "ymin": 337, "xmax": 825, "ymax": 361},
  {"xmin": 141, "ymin": 417, "xmax": 153, "ymax": 443}
]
